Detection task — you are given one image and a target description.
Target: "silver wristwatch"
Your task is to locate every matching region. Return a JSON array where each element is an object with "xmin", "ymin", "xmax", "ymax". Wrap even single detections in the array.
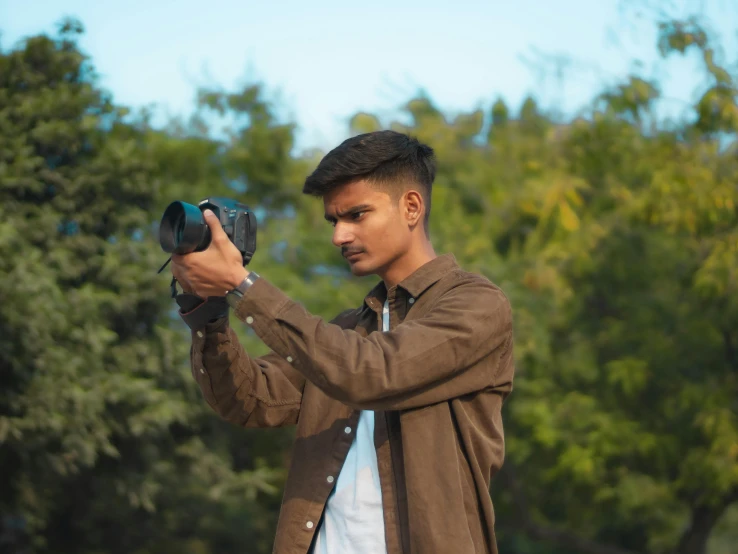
[{"xmin": 226, "ymin": 272, "xmax": 260, "ymax": 309}]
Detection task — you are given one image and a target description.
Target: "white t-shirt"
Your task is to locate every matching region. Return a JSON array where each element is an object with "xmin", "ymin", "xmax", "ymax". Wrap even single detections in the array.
[{"xmin": 312, "ymin": 300, "xmax": 390, "ymax": 554}]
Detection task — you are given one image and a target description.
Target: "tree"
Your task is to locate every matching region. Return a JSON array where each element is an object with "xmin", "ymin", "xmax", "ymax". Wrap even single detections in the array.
[{"xmin": 0, "ymin": 20, "xmax": 284, "ymax": 554}]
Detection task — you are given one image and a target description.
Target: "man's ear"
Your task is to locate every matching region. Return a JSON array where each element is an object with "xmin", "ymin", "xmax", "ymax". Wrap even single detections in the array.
[{"xmin": 403, "ymin": 190, "xmax": 424, "ymax": 228}]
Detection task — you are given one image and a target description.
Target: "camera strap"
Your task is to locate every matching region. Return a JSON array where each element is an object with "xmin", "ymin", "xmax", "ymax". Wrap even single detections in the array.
[
  {"xmin": 175, "ymin": 292, "xmax": 229, "ymax": 331},
  {"xmin": 170, "ymin": 277, "xmax": 228, "ymax": 330}
]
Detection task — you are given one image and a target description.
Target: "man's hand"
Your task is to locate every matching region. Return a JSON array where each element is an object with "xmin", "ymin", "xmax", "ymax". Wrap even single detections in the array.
[{"xmin": 171, "ymin": 209, "xmax": 250, "ymax": 298}]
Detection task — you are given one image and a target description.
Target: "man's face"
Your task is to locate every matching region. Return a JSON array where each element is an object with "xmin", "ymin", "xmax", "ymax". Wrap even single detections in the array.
[{"xmin": 323, "ymin": 179, "xmax": 411, "ymax": 277}]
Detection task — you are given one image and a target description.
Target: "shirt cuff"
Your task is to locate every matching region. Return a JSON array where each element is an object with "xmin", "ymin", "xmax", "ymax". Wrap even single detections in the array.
[
  {"xmin": 191, "ymin": 313, "xmax": 230, "ymax": 341},
  {"xmin": 230, "ymin": 277, "xmax": 293, "ymax": 353}
]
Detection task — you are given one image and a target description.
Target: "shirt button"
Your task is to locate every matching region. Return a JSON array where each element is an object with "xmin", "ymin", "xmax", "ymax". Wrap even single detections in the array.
[
  {"xmin": 344, "ymin": 426, "xmax": 352, "ymax": 434},
  {"xmin": 408, "ymin": 298, "xmax": 415, "ymax": 304},
  {"xmin": 326, "ymin": 475, "xmax": 334, "ymax": 483},
  {"xmin": 286, "ymin": 356, "xmax": 293, "ymax": 363},
  {"xmin": 245, "ymin": 316, "xmax": 254, "ymax": 325},
  {"xmin": 306, "ymin": 521, "xmax": 314, "ymax": 529},
  {"xmin": 196, "ymin": 331, "xmax": 203, "ymax": 338},
  {"xmin": 199, "ymin": 368, "xmax": 205, "ymax": 374}
]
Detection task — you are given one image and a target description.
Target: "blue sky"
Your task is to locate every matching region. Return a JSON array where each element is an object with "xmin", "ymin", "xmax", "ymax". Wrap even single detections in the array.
[{"xmin": 1, "ymin": 0, "xmax": 735, "ymax": 151}]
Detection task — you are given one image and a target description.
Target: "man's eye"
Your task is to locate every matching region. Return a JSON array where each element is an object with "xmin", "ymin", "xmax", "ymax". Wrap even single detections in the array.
[{"xmin": 351, "ymin": 211, "xmax": 365, "ymax": 220}]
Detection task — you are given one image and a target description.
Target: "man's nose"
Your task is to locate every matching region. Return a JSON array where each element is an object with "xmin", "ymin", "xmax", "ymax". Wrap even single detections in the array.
[{"xmin": 332, "ymin": 222, "xmax": 354, "ymax": 248}]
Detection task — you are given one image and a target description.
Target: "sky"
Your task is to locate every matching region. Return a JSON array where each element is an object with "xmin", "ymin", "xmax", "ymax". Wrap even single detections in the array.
[{"xmin": 1, "ymin": 0, "xmax": 735, "ymax": 152}]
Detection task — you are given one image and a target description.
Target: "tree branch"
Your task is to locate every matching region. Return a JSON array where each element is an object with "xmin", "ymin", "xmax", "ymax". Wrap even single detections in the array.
[
  {"xmin": 674, "ymin": 487, "xmax": 738, "ymax": 554},
  {"xmin": 722, "ymin": 328, "xmax": 737, "ymax": 371},
  {"xmin": 500, "ymin": 463, "xmax": 643, "ymax": 554}
]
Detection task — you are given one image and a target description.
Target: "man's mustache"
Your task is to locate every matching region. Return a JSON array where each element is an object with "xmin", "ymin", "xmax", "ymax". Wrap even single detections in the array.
[{"xmin": 342, "ymin": 248, "xmax": 363, "ymax": 257}]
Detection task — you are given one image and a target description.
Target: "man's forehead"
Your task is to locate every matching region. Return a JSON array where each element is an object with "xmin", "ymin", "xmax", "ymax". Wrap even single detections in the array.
[{"xmin": 323, "ymin": 181, "xmax": 387, "ymax": 213}]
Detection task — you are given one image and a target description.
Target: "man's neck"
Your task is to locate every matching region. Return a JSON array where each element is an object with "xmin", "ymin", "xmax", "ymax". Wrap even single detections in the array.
[{"xmin": 381, "ymin": 240, "xmax": 437, "ymax": 290}]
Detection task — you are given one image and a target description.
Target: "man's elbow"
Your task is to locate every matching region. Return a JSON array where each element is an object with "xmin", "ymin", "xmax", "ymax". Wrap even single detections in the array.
[{"xmin": 316, "ymin": 379, "xmax": 406, "ymax": 411}]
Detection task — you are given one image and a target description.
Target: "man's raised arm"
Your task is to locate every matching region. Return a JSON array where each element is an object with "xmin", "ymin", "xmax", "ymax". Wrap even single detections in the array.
[
  {"xmin": 189, "ymin": 316, "xmax": 305, "ymax": 428},
  {"xmin": 231, "ymin": 273, "xmax": 513, "ymax": 412}
]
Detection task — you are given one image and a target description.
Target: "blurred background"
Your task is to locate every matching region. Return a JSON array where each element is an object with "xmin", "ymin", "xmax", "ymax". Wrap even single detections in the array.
[{"xmin": 0, "ymin": 0, "xmax": 736, "ymax": 553}]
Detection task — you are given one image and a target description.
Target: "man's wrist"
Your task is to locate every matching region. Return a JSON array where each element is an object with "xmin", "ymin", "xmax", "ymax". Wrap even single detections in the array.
[
  {"xmin": 226, "ymin": 271, "xmax": 260, "ymax": 309},
  {"xmin": 227, "ymin": 268, "xmax": 250, "ymax": 291}
]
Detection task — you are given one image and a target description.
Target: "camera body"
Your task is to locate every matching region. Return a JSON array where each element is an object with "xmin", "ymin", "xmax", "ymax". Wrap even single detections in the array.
[{"xmin": 159, "ymin": 197, "xmax": 257, "ymax": 266}]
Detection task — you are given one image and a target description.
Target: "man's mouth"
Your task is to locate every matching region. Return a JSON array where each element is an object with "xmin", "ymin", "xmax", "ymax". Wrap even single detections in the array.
[{"xmin": 343, "ymin": 250, "xmax": 363, "ymax": 261}]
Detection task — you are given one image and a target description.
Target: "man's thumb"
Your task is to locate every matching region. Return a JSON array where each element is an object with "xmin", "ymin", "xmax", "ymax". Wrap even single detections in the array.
[
  {"xmin": 203, "ymin": 209, "xmax": 217, "ymax": 224},
  {"xmin": 203, "ymin": 209, "xmax": 223, "ymax": 235}
]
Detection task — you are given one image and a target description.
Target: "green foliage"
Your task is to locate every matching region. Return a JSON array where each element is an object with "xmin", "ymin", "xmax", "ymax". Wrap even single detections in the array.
[
  {"xmin": 1, "ymin": 11, "xmax": 737, "ymax": 554},
  {"xmin": 0, "ymin": 20, "xmax": 289, "ymax": 554}
]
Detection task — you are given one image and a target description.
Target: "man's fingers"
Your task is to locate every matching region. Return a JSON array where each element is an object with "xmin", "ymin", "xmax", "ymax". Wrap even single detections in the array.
[
  {"xmin": 171, "ymin": 261, "xmax": 194, "ymax": 293},
  {"xmin": 171, "ymin": 253, "xmax": 190, "ymax": 270},
  {"xmin": 175, "ymin": 276, "xmax": 194, "ymax": 294},
  {"xmin": 171, "ymin": 262, "xmax": 183, "ymax": 282},
  {"xmin": 203, "ymin": 210, "xmax": 227, "ymax": 242}
]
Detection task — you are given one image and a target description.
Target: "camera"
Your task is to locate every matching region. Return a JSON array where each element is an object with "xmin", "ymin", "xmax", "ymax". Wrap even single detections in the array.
[
  {"xmin": 157, "ymin": 197, "xmax": 257, "ymax": 324},
  {"xmin": 159, "ymin": 197, "xmax": 257, "ymax": 265}
]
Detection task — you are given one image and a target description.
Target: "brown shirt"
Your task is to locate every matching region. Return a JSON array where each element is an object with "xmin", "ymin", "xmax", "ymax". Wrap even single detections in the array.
[{"xmin": 189, "ymin": 253, "xmax": 514, "ymax": 554}]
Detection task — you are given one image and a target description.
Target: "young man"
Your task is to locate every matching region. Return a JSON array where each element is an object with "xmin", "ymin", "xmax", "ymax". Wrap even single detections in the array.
[{"xmin": 170, "ymin": 130, "xmax": 515, "ymax": 554}]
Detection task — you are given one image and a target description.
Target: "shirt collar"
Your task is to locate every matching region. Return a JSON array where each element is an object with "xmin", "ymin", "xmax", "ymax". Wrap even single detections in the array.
[{"xmin": 362, "ymin": 253, "xmax": 459, "ymax": 311}]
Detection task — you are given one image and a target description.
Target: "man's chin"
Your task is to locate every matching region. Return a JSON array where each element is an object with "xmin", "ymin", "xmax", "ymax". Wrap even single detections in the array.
[
  {"xmin": 347, "ymin": 258, "xmax": 375, "ymax": 277},
  {"xmin": 349, "ymin": 265, "xmax": 372, "ymax": 277}
]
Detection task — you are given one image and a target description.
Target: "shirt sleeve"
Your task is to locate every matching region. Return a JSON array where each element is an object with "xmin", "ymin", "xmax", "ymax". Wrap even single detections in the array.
[
  {"xmin": 232, "ymin": 274, "xmax": 513, "ymax": 411},
  {"xmin": 189, "ymin": 315, "xmax": 306, "ymax": 428}
]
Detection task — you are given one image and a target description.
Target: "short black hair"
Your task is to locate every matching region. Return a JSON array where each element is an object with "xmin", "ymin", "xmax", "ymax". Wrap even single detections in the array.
[{"xmin": 303, "ymin": 130, "xmax": 436, "ymax": 232}]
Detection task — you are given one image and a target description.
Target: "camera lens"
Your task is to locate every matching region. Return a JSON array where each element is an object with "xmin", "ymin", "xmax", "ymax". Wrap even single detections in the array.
[
  {"xmin": 174, "ymin": 213, "xmax": 186, "ymax": 244},
  {"xmin": 159, "ymin": 201, "xmax": 212, "ymax": 254}
]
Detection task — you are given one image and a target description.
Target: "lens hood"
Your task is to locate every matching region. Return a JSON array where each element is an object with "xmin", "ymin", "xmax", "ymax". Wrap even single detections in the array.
[{"xmin": 159, "ymin": 201, "xmax": 211, "ymax": 254}]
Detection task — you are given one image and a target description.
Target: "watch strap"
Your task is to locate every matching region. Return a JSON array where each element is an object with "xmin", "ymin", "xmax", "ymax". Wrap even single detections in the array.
[{"xmin": 226, "ymin": 272, "xmax": 260, "ymax": 309}]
